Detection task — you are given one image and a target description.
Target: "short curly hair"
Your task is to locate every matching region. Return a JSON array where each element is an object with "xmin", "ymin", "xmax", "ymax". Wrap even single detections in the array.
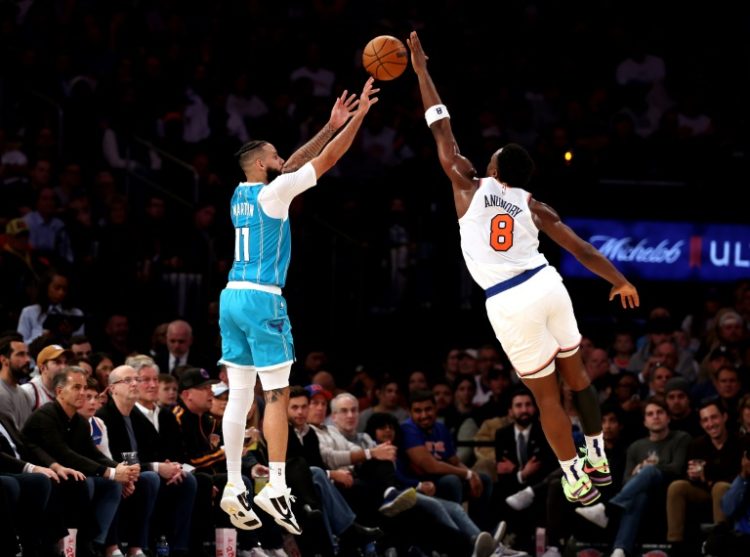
[{"xmin": 495, "ymin": 143, "xmax": 535, "ymax": 189}]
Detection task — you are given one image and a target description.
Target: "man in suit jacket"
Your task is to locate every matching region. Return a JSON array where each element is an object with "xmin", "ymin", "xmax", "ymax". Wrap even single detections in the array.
[
  {"xmin": 128, "ymin": 355, "xmax": 203, "ymax": 555},
  {"xmin": 153, "ymin": 319, "xmax": 214, "ymax": 376},
  {"xmin": 22, "ymin": 366, "xmax": 139, "ymax": 555},
  {"xmin": 98, "ymin": 364, "xmax": 196, "ymax": 556},
  {"xmin": 493, "ymin": 388, "xmax": 557, "ymax": 551},
  {"xmin": 1, "ymin": 412, "xmax": 75, "ymax": 556}
]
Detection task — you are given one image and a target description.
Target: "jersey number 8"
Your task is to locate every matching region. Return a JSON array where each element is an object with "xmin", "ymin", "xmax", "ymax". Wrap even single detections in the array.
[{"xmin": 489, "ymin": 214, "xmax": 514, "ymax": 252}]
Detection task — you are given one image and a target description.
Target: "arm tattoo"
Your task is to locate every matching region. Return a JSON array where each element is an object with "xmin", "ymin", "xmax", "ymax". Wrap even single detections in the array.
[
  {"xmin": 264, "ymin": 387, "xmax": 288, "ymax": 404},
  {"xmin": 282, "ymin": 123, "xmax": 336, "ymax": 173}
]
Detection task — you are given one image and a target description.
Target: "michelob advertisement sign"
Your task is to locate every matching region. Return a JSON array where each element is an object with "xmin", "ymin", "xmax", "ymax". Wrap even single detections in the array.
[{"xmin": 560, "ymin": 219, "xmax": 750, "ymax": 282}]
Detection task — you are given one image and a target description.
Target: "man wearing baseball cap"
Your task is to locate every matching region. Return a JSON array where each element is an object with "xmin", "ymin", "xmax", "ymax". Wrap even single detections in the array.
[
  {"xmin": 1, "ymin": 217, "xmax": 45, "ymax": 325},
  {"xmin": 173, "ymin": 368, "xmax": 270, "ymax": 538},
  {"xmin": 21, "ymin": 344, "xmax": 73, "ymax": 410}
]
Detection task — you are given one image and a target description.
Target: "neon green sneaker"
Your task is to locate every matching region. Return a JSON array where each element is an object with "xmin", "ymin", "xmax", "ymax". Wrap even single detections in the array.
[
  {"xmin": 579, "ymin": 447, "xmax": 613, "ymax": 487},
  {"xmin": 561, "ymin": 472, "xmax": 600, "ymax": 505}
]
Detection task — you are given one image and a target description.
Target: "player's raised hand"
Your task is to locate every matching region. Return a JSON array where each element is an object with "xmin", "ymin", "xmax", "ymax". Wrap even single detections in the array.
[
  {"xmin": 610, "ymin": 282, "xmax": 640, "ymax": 309},
  {"xmin": 357, "ymin": 76, "xmax": 380, "ymax": 114},
  {"xmin": 407, "ymin": 31, "xmax": 428, "ymax": 73},
  {"xmin": 329, "ymin": 89, "xmax": 359, "ymax": 129}
]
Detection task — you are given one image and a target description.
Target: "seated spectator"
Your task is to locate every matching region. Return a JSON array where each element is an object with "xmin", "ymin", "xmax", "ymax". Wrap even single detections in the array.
[
  {"xmin": 158, "ymin": 373, "xmax": 178, "ymax": 408},
  {"xmin": 22, "ymin": 343, "xmax": 72, "ymax": 410},
  {"xmin": 575, "ymin": 397, "xmax": 691, "ymax": 557},
  {"xmin": 89, "ymin": 351, "xmax": 114, "ymax": 391},
  {"xmin": 628, "ymin": 318, "xmax": 698, "ymax": 384},
  {"xmin": 357, "ymin": 376, "xmax": 409, "ymax": 432},
  {"xmin": 17, "ymin": 269, "xmax": 84, "ymax": 345},
  {"xmin": 492, "ymin": 389, "xmax": 557, "ymax": 552},
  {"xmin": 402, "ymin": 390, "xmax": 493, "ymax": 530},
  {"xmin": 78, "ymin": 376, "xmax": 111, "ymax": 458},
  {"xmin": 306, "ymin": 385, "xmax": 417, "ymax": 523},
  {"xmin": 173, "ymin": 368, "xmax": 279, "ymax": 552},
  {"xmin": 70, "ymin": 335, "xmax": 93, "ymax": 362},
  {"xmin": 665, "ymin": 377, "xmax": 702, "ymax": 438},
  {"xmin": 473, "ymin": 366, "xmax": 513, "ymax": 427},
  {"xmin": 131, "ymin": 355, "xmax": 215, "ymax": 555},
  {"xmin": 473, "ymin": 344, "xmax": 505, "ymax": 407},
  {"xmin": 666, "ymin": 399, "xmax": 741, "ymax": 553},
  {"xmin": 708, "ymin": 440, "xmax": 750, "ymax": 556},
  {"xmin": 286, "ymin": 386, "xmax": 384, "ymax": 556},
  {"xmin": 98, "ymin": 364, "xmax": 195, "ymax": 557},
  {"xmin": 714, "ymin": 366, "xmax": 744, "ymax": 427},
  {"xmin": 365, "ymin": 411, "xmax": 525, "ymax": 557},
  {"xmin": 0, "ymin": 333, "xmax": 34, "ymax": 429},
  {"xmin": 643, "ymin": 364, "xmax": 674, "ymax": 399},
  {"xmin": 0, "ymin": 411, "xmax": 72, "ymax": 556},
  {"xmin": 22, "ymin": 366, "xmax": 139, "ymax": 555}
]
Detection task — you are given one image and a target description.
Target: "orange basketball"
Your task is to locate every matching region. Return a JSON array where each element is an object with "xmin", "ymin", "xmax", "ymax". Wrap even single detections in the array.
[{"xmin": 362, "ymin": 35, "xmax": 408, "ymax": 81}]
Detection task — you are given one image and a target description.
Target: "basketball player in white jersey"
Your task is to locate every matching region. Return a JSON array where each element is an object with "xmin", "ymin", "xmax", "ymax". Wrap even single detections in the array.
[
  {"xmin": 407, "ymin": 31, "xmax": 639, "ymax": 506},
  {"xmin": 218, "ymin": 77, "xmax": 379, "ymax": 534}
]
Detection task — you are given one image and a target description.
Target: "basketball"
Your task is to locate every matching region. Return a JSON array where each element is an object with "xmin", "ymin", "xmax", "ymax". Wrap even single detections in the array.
[{"xmin": 362, "ymin": 35, "xmax": 408, "ymax": 81}]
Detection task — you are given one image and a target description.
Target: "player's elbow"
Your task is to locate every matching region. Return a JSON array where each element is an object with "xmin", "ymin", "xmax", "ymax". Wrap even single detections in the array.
[{"xmin": 311, "ymin": 155, "xmax": 337, "ymax": 179}]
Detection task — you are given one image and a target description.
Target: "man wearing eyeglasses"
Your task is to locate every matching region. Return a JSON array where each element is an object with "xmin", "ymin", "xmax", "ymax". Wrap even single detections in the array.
[
  {"xmin": 22, "ymin": 365, "xmax": 139, "ymax": 556},
  {"xmin": 129, "ymin": 354, "xmax": 205, "ymax": 555},
  {"xmin": 98, "ymin": 364, "xmax": 197, "ymax": 557}
]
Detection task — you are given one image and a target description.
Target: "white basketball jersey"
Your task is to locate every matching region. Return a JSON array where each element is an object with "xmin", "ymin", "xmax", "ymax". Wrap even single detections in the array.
[{"xmin": 459, "ymin": 177, "xmax": 548, "ymax": 289}]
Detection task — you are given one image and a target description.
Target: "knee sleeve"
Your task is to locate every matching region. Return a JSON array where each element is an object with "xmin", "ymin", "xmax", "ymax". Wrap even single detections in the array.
[
  {"xmin": 225, "ymin": 367, "xmax": 257, "ymax": 425},
  {"xmin": 571, "ymin": 384, "xmax": 602, "ymax": 435}
]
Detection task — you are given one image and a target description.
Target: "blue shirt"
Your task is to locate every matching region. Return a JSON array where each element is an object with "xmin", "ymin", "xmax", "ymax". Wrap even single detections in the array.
[{"xmin": 401, "ymin": 418, "xmax": 456, "ymax": 462}]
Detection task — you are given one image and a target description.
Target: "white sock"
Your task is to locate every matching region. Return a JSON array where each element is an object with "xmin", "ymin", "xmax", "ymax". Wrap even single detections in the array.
[
  {"xmin": 269, "ymin": 461, "xmax": 287, "ymax": 489},
  {"xmin": 224, "ymin": 368, "xmax": 257, "ymax": 487},
  {"xmin": 585, "ymin": 433, "xmax": 606, "ymax": 463},
  {"xmin": 559, "ymin": 456, "xmax": 584, "ymax": 484}
]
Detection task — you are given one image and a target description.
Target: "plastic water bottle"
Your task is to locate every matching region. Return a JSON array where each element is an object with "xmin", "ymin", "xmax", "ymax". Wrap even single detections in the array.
[{"xmin": 156, "ymin": 535, "xmax": 169, "ymax": 557}]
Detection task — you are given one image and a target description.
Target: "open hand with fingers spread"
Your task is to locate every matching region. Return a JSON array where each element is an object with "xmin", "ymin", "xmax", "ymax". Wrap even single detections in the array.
[
  {"xmin": 357, "ymin": 76, "xmax": 379, "ymax": 115},
  {"xmin": 329, "ymin": 89, "xmax": 359, "ymax": 129}
]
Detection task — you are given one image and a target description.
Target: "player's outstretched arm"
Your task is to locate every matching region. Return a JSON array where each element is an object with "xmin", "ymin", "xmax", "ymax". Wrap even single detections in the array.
[
  {"xmin": 310, "ymin": 77, "xmax": 378, "ymax": 179},
  {"xmin": 408, "ymin": 31, "xmax": 476, "ymax": 207},
  {"xmin": 282, "ymin": 89, "xmax": 359, "ymax": 173},
  {"xmin": 530, "ymin": 198, "xmax": 640, "ymax": 309}
]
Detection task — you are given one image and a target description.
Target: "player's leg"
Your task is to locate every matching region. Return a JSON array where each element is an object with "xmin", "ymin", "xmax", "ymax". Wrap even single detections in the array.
[
  {"xmin": 224, "ymin": 365, "xmax": 257, "ymax": 487},
  {"xmin": 218, "ymin": 289, "xmax": 259, "ymax": 487},
  {"xmin": 520, "ymin": 372, "xmax": 576, "ymax": 460},
  {"xmin": 246, "ymin": 292, "xmax": 300, "ymax": 534},
  {"xmin": 218, "ymin": 289, "xmax": 262, "ymax": 529},
  {"xmin": 549, "ymin": 280, "xmax": 611, "ymax": 486},
  {"xmin": 253, "ymin": 364, "xmax": 301, "ymax": 534}
]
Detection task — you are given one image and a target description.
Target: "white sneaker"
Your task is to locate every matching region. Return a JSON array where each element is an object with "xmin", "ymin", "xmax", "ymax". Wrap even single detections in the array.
[
  {"xmin": 253, "ymin": 483, "xmax": 302, "ymax": 535},
  {"xmin": 492, "ymin": 521, "xmax": 507, "ymax": 546},
  {"xmin": 574, "ymin": 502, "xmax": 609, "ymax": 529},
  {"xmin": 492, "ymin": 543, "xmax": 529, "ymax": 557},
  {"xmin": 220, "ymin": 482, "xmax": 263, "ymax": 530},
  {"xmin": 610, "ymin": 549, "xmax": 625, "ymax": 557},
  {"xmin": 505, "ymin": 486, "xmax": 535, "ymax": 511},
  {"xmin": 472, "ymin": 531, "xmax": 495, "ymax": 557}
]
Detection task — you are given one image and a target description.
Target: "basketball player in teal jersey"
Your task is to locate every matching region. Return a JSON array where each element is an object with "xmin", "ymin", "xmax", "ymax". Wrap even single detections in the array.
[
  {"xmin": 218, "ymin": 77, "xmax": 379, "ymax": 534},
  {"xmin": 407, "ymin": 31, "xmax": 640, "ymax": 508}
]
